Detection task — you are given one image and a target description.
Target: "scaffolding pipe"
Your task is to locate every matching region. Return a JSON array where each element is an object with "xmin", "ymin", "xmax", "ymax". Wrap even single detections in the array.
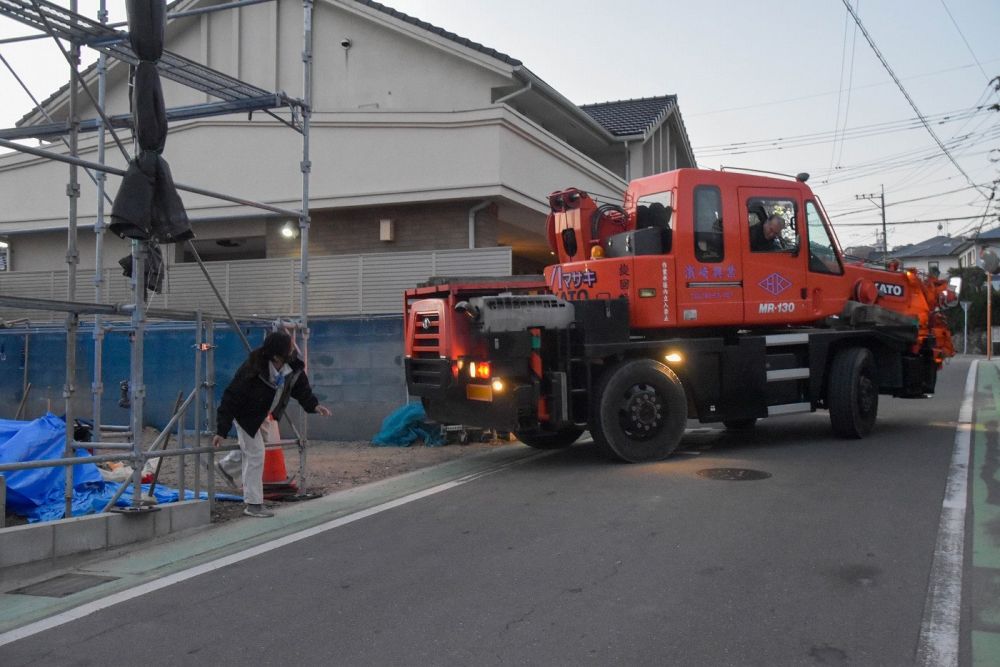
[
  {"xmin": 0, "ymin": 53, "xmax": 114, "ymax": 207},
  {"xmin": 0, "ymin": 440, "xmax": 243, "ymax": 475},
  {"xmin": 0, "ymin": 294, "xmax": 269, "ymax": 323},
  {"xmin": 0, "ymin": 138, "xmax": 302, "ymax": 218},
  {"xmin": 63, "ymin": 4, "xmax": 81, "ymax": 519},
  {"xmin": 297, "ymin": 0, "xmax": 314, "ymax": 495},
  {"xmin": 128, "ymin": 241, "xmax": 146, "ymax": 508},
  {"xmin": 186, "ymin": 242, "xmax": 252, "ymax": 352},
  {"xmin": 92, "ymin": 0, "xmax": 109, "ymax": 446}
]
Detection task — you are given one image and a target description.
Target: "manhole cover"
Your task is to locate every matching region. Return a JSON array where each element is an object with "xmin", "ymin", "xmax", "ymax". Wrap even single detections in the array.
[
  {"xmin": 696, "ymin": 468, "xmax": 771, "ymax": 481},
  {"xmin": 9, "ymin": 573, "xmax": 119, "ymax": 598}
]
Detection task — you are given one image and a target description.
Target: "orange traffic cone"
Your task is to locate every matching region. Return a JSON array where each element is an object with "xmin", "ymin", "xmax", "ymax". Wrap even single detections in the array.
[
  {"xmin": 262, "ymin": 447, "xmax": 290, "ymax": 484},
  {"xmin": 262, "ymin": 447, "xmax": 298, "ymax": 500}
]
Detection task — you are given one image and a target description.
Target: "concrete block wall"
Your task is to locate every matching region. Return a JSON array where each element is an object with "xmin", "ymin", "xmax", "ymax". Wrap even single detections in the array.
[
  {"xmin": 0, "ymin": 501, "xmax": 210, "ymax": 568},
  {"xmin": 0, "ymin": 315, "xmax": 407, "ymax": 442}
]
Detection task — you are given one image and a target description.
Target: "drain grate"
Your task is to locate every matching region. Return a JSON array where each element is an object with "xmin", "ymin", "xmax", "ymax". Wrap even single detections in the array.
[
  {"xmin": 696, "ymin": 468, "xmax": 771, "ymax": 481},
  {"xmin": 9, "ymin": 573, "xmax": 119, "ymax": 598}
]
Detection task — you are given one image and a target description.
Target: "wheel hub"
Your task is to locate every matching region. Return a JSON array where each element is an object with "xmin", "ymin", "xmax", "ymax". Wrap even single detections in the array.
[
  {"xmin": 621, "ymin": 385, "xmax": 663, "ymax": 438},
  {"xmin": 858, "ymin": 375, "xmax": 876, "ymax": 414}
]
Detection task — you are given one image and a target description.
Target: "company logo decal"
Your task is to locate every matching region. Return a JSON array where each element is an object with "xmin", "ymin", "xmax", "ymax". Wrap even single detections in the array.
[
  {"xmin": 549, "ymin": 265, "xmax": 597, "ymax": 290},
  {"xmin": 875, "ymin": 281, "xmax": 904, "ymax": 297},
  {"xmin": 758, "ymin": 272, "xmax": 791, "ymax": 296}
]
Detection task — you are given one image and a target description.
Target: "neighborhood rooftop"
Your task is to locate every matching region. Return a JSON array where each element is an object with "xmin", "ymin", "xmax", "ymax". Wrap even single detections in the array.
[{"xmin": 579, "ymin": 96, "xmax": 678, "ymax": 137}]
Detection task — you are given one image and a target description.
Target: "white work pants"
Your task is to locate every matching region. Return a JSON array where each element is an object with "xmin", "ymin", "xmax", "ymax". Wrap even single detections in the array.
[{"xmin": 222, "ymin": 416, "xmax": 280, "ymax": 505}]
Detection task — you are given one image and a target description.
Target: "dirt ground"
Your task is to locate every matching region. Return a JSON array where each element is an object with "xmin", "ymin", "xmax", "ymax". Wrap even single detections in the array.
[{"xmin": 2, "ymin": 429, "xmax": 516, "ymax": 527}]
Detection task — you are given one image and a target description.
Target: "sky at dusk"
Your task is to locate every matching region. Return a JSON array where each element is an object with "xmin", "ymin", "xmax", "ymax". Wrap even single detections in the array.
[{"xmin": 2, "ymin": 0, "xmax": 998, "ymax": 250}]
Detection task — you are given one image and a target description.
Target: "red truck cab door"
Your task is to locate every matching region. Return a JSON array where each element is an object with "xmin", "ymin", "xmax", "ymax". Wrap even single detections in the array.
[
  {"xmin": 673, "ymin": 183, "xmax": 745, "ymax": 327},
  {"xmin": 738, "ymin": 186, "xmax": 811, "ymax": 325}
]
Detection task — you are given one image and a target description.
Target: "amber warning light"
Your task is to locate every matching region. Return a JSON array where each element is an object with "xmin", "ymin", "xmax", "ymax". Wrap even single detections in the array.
[{"xmin": 469, "ymin": 361, "xmax": 491, "ymax": 379}]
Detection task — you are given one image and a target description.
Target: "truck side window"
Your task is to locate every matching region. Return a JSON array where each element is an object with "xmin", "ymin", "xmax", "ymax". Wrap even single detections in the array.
[
  {"xmin": 747, "ymin": 198, "xmax": 798, "ymax": 253},
  {"xmin": 693, "ymin": 185, "xmax": 723, "ymax": 262},
  {"xmin": 806, "ymin": 201, "xmax": 843, "ymax": 275}
]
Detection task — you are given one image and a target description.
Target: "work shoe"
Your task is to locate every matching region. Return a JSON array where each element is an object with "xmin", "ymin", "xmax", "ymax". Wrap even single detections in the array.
[
  {"xmin": 243, "ymin": 504, "xmax": 274, "ymax": 518},
  {"xmin": 215, "ymin": 461, "xmax": 237, "ymax": 489}
]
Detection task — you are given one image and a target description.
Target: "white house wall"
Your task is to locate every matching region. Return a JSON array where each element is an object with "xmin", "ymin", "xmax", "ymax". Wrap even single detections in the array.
[{"xmin": 0, "ymin": 106, "xmax": 622, "ymax": 234}]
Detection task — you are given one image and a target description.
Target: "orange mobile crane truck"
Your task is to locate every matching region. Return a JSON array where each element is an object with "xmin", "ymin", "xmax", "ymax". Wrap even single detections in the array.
[{"xmin": 404, "ymin": 168, "xmax": 958, "ymax": 462}]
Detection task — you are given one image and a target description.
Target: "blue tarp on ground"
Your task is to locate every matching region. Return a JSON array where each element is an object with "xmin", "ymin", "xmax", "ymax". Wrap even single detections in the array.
[
  {"xmin": 371, "ymin": 403, "xmax": 444, "ymax": 447},
  {"xmin": 1, "ymin": 413, "xmax": 241, "ymax": 523}
]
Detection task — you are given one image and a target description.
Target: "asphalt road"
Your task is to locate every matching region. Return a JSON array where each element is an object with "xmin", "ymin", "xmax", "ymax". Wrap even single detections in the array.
[{"xmin": 1, "ymin": 358, "xmax": 974, "ymax": 666}]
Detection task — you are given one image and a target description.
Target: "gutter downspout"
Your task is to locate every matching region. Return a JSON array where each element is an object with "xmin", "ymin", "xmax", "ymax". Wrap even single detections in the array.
[
  {"xmin": 468, "ymin": 200, "xmax": 491, "ymax": 249},
  {"xmin": 624, "ymin": 140, "xmax": 630, "ymax": 182}
]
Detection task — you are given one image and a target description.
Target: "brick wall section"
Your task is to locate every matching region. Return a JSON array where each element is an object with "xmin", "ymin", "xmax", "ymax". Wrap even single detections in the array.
[{"xmin": 266, "ymin": 201, "xmax": 499, "ymax": 258}]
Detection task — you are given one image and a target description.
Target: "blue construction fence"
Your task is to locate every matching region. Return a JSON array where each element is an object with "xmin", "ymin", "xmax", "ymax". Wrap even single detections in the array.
[{"xmin": 0, "ymin": 316, "xmax": 408, "ymax": 441}]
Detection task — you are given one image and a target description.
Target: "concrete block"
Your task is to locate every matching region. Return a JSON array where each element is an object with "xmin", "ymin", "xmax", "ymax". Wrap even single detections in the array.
[
  {"xmin": 0, "ymin": 523, "xmax": 53, "ymax": 568},
  {"xmin": 53, "ymin": 514, "xmax": 109, "ymax": 557},
  {"xmin": 107, "ymin": 512, "xmax": 155, "ymax": 547},
  {"xmin": 168, "ymin": 500, "xmax": 210, "ymax": 533},
  {"xmin": 153, "ymin": 507, "xmax": 172, "ymax": 538}
]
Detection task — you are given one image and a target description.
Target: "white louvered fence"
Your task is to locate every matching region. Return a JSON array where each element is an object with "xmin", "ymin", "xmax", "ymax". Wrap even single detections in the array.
[{"xmin": 0, "ymin": 247, "xmax": 511, "ymax": 323}]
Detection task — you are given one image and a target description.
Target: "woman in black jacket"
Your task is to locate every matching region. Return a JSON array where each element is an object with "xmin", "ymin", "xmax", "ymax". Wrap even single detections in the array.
[{"xmin": 213, "ymin": 331, "xmax": 330, "ymax": 517}]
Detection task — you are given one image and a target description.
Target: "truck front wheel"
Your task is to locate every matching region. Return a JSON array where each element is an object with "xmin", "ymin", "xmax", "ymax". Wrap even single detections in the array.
[
  {"xmin": 591, "ymin": 358, "xmax": 687, "ymax": 463},
  {"xmin": 515, "ymin": 427, "xmax": 583, "ymax": 450},
  {"xmin": 828, "ymin": 347, "xmax": 878, "ymax": 438}
]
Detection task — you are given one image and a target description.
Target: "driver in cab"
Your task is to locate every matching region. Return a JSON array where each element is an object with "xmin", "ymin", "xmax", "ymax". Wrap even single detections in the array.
[{"xmin": 750, "ymin": 215, "xmax": 787, "ymax": 252}]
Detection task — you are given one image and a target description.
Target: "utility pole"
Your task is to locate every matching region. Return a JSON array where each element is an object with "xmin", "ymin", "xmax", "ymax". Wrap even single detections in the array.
[{"xmin": 856, "ymin": 185, "xmax": 887, "ymax": 254}]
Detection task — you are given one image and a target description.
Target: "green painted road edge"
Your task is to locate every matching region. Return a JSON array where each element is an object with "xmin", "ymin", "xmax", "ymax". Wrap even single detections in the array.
[
  {"xmin": 972, "ymin": 361, "xmax": 1000, "ymax": 667},
  {"xmin": 0, "ymin": 444, "xmax": 543, "ymax": 635}
]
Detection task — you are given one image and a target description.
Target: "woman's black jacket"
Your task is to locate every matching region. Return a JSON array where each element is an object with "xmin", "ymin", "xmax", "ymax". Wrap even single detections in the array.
[{"xmin": 216, "ymin": 356, "xmax": 320, "ymax": 438}]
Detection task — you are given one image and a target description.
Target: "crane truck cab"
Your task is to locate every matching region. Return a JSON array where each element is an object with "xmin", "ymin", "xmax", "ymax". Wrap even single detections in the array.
[{"xmin": 405, "ymin": 168, "xmax": 957, "ymax": 463}]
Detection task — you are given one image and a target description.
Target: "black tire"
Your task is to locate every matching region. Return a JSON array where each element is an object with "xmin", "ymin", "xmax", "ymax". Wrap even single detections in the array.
[
  {"xmin": 828, "ymin": 347, "xmax": 878, "ymax": 438},
  {"xmin": 723, "ymin": 418, "xmax": 757, "ymax": 431},
  {"xmin": 590, "ymin": 358, "xmax": 687, "ymax": 462},
  {"xmin": 515, "ymin": 427, "xmax": 583, "ymax": 450}
]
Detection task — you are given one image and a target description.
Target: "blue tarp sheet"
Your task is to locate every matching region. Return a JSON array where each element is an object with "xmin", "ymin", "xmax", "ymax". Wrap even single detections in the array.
[
  {"xmin": 371, "ymin": 403, "xmax": 444, "ymax": 447},
  {"xmin": 1, "ymin": 413, "xmax": 241, "ymax": 523}
]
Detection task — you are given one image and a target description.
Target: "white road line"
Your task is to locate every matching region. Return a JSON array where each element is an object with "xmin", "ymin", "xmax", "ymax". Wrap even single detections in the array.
[
  {"xmin": 0, "ymin": 453, "xmax": 542, "ymax": 648},
  {"xmin": 915, "ymin": 359, "xmax": 977, "ymax": 667}
]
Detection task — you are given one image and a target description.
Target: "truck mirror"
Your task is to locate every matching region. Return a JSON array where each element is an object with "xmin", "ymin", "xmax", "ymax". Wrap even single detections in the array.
[
  {"xmin": 948, "ymin": 276, "xmax": 962, "ymax": 297},
  {"xmin": 979, "ymin": 248, "xmax": 1000, "ymax": 274}
]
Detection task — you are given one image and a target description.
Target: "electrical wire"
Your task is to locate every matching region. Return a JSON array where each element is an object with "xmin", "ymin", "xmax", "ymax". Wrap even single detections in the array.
[
  {"xmin": 939, "ymin": 0, "xmax": 990, "ymax": 82},
  {"xmin": 841, "ymin": 0, "xmax": 991, "ymax": 199}
]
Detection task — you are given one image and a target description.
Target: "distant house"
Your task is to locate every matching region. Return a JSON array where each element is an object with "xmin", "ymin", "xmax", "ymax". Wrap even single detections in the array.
[{"xmin": 889, "ymin": 235, "xmax": 973, "ymax": 275}]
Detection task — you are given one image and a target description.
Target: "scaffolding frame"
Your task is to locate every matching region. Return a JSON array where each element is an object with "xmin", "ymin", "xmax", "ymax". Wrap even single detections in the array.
[{"xmin": 0, "ymin": 0, "xmax": 317, "ymax": 519}]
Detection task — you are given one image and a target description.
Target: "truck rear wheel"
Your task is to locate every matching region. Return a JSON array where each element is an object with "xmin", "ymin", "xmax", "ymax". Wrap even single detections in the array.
[
  {"xmin": 590, "ymin": 358, "xmax": 687, "ymax": 463},
  {"xmin": 828, "ymin": 347, "xmax": 878, "ymax": 438},
  {"xmin": 515, "ymin": 427, "xmax": 583, "ymax": 450}
]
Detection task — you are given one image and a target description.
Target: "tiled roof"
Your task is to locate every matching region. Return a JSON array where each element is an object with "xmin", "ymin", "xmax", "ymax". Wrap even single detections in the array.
[
  {"xmin": 579, "ymin": 95, "xmax": 677, "ymax": 137},
  {"xmin": 891, "ymin": 235, "xmax": 970, "ymax": 258},
  {"xmin": 354, "ymin": 0, "xmax": 521, "ymax": 66},
  {"xmin": 972, "ymin": 226, "xmax": 1000, "ymax": 241}
]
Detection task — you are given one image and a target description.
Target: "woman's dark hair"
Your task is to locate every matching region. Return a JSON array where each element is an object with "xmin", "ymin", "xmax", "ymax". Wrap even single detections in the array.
[
  {"xmin": 261, "ymin": 331, "xmax": 293, "ymax": 359},
  {"xmin": 242, "ymin": 331, "xmax": 293, "ymax": 376}
]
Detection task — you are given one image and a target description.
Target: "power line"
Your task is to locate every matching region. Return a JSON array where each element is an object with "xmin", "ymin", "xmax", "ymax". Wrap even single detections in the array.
[
  {"xmin": 829, "ymin": 184, "xmax": 990, "ymax": 218},
  {"xmin": 842, "ymin": 0, "xmax": 991, "ymax": 199},
  {"xmin": 695, "ymin": 106, "xmax": 990, "ymax": 156},
  {"xmin": 684, "ymin": 59, "xmax": 1000, "ymax": 118},
  {"xmin": 835, "ymin": 212, "xmax": 998, "ymax": 226},
  {"xmin": 939, "ymin": 0, "xmax": 990, "ymax": 82}
]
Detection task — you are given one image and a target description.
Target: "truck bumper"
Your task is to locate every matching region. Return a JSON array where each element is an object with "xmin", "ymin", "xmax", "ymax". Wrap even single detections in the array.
[{"xmin": 405, "ymin": 358, "xmax": 538, "ymax": 431}]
